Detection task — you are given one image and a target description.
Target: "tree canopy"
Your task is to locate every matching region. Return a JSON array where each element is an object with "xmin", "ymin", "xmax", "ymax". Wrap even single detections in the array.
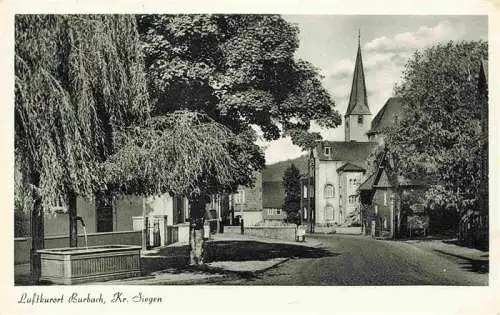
[
  {"xmin": 15, "ymin": 15, "xmax": 150, "ymax": 213},
  {"xmin": 382, "ymin": 40, "xmax": 488, "ymax": 213},
  {"xmin": 137, "ymin": 14, "xmax": 341, "ymax": 156}
]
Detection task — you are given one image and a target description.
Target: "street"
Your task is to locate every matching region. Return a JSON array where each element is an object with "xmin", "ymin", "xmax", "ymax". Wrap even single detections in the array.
[{"xmin": 213, "ymin": 234, "xmax": 488, "ymax": 286}]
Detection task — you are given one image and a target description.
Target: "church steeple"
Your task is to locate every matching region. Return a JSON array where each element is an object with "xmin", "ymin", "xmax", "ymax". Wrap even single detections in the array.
[
  {"xmin": 344, "ymin": 31, "xmax": 372, "ymax": 142},
  {"xmin": 345, "ymin": 30, "xmax": 370, "ymax": 116}
]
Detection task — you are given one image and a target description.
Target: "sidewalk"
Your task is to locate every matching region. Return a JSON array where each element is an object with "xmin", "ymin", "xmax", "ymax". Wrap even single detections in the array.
[{"xmin": 401, "ymin": 238, "xmax": 488, "ymax": 264}]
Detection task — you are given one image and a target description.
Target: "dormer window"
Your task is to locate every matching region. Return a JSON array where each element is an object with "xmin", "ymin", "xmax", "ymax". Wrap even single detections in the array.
[
  {"xmin": 324, "ymin": 146, "xmax": 331, "ymax": 156},
  {"xmin": 358, "ymin": 115, "xmax": 363, "ymax": 124}
]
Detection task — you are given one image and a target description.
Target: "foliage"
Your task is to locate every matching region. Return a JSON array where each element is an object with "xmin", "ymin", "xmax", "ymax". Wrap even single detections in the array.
[
  {"xmin": 282, "ymin": 163, "xmax": 302, "ymax": 224},
  {"xmin": 15, "ymin": 15, "xmax": 150, "ymax": 213},
  {"xmin": 384, "ymin": 40, "xmax": 488, "ymax": 213},
  {"xmin": 105, "ymin": 111, "xmax": 257, "ymax": 198},
  {"xmin": 137, "ymin": 14, "xmax": 341, "ymax": 157}
]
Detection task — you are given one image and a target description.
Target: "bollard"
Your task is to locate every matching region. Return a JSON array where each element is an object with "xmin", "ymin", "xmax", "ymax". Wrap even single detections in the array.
[{"xmin": 240, "ymin": 218, "xmax": 244, "ymax": 234}]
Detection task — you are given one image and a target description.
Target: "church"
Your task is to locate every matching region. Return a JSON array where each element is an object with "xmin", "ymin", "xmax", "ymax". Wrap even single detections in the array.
[{"xmin": 308, "ymin": 36, "xmax": 396, "ymax": 229}]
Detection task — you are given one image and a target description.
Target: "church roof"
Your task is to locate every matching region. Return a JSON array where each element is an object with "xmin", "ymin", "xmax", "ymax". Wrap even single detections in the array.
[
  {"xmin": 316, "ymin": 141, "xmax": 378, "ymax": 168},
  {"xmin": 337, "ymin": 162, "xmax": 366, "ymax": 173},
  {"xmin": 367, "ymin": 97, "xmax": 404, "ymax": 136},
  {"xmin": 345, "ymin": 40, "xmax": 371, "ymax": 116}
]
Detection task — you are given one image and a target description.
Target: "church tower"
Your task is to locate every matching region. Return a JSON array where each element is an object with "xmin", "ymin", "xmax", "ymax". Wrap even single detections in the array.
[{"xmin": 345, "ymin": 31, "xmax": 372, "ymax": 142}]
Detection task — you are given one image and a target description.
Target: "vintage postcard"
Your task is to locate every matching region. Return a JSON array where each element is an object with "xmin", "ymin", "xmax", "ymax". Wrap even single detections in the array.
[{"xmin": 1, "ymin": 0, "xmax": 498, "ymax": 314}]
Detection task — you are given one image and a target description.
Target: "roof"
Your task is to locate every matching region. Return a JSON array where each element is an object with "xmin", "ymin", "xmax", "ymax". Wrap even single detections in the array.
[
  {"xmin": 358, "ymin": 173, "xmax": 376, "ymax": 191},
  {"xmin": 316, "ymin": 141, "xmax": 378, "ymax": 168},
  {"xmin": 262, "ymin": 181, "xmax": 285, "ymax": 208},
  {"xmin": 262, "ymin": 154, "xmax": 309, "ymax": 182},
  {"xmin": 345, "ymin": 42, "xmax": 371, "ymax": 116},
  {"xmin": 367, "ymin": 97, "xmax": 404, "ymax": 136},
  {"xmin": 337, "ymin": 162, "xmax": 366, "ymax": 173}
]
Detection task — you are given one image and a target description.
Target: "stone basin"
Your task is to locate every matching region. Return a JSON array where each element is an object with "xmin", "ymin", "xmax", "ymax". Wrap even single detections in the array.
[{"xmin": 38, "ymin": 245, "xmax": 141, "ymax": 285}]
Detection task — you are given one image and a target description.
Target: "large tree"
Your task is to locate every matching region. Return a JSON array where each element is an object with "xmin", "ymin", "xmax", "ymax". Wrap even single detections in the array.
[
  {"xmin": 282, "ymin": 163, "xmax": 302, "ymax": 225},
  {"xmin": 137, "ymin": 14, "xmax": 341, "ymax": 155},
  {"xmin": 15, "ymin": 15, "xmax": 151, "ymax": 281},
  {"xmin": 15, "ymin": 15, "xmax": 250, "ymax": 279},
  {"xmin": 136, "ymin": 14, "xmax": 342, "ymax": 262},
  {"xmin": 382, "ymin": 40, "xmax": 488, "ymax": 216}
]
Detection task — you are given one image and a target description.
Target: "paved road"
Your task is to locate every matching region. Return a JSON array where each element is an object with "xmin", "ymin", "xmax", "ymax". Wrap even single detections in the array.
[{"xmin": 215, "ymin": 234, "xmax": 488, "ymax": 286}]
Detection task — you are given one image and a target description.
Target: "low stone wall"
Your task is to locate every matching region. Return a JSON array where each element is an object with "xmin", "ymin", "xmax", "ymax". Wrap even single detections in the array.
[
  {"xmin": 14, "ymin": 230, "xmax": 142, "ymax": 265},
  {"xmin": 225, "ymin": 225, "xmax": 297, "ymax": 241}
]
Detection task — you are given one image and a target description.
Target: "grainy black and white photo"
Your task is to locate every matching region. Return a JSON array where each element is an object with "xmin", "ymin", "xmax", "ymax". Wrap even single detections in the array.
[{"xmin": 14, "ymin": 14, "xmax": 489, "ymax": 287}]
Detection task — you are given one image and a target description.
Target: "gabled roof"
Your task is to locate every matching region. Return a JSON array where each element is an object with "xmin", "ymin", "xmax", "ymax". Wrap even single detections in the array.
[
  {"xmin": 357, "ymin": 151, "xmax": 430, "ymax": 192},
  {"xmin": 337, "ymin": 162, "xmax": 366, "ymax": 173},
  {"xmin": 345, "ymin": 41, "xmax": 371, "ymax": 116},
  {"xmin": 358, "ymin": 173, "xmax": 376, "ymax": 191},
  {"xmin": 262, "ymin": 181, "xmax": 284, "ymax": 208},
  {"xmin": 367, "ymin": 97, "xmax": 404, "ymax": 136},
  {"xmin": 316, "ymin": 141, "xmax": 378, "ymax": 168},
  {"xmin": 263, "ymin": 154, "xmax": 308, "ymax": 182}
]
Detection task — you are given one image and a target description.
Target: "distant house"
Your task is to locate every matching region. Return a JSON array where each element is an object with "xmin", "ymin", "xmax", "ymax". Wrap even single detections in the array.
[
  {"xmin": 227, "ymin": 172, "xmax": 263, "ymax": 226},
  {"xmin": 262, "ymin": 181, "xmax": 286, "ymax": 222},
  {"xmin": 262, "ymin": 156, "xmax": 309, "ymax": 223},
  {"xmin": 358, "ymin": 151, "xmax": 429, "ymax": 239}
]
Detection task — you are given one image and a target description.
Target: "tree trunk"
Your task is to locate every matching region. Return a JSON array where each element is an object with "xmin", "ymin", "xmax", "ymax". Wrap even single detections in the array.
[
  {"xmin": 189, "ymin": 224, "xmax": 204, "ymax": 265},
  {"xmin": 30, "ymin": 196, "xmax": 44, "ymax": 284},
  {"xmin": 188, "ymin": 194, "xmax": 208, "ymax": 265},
  {"xmin": 68, "ymin": 191, "xmax": 78, "ymax": 247}
]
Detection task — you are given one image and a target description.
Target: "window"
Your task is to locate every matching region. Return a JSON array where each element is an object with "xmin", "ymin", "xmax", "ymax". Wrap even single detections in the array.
[
  {"xmin": 358, "ymin": 115, "xmax": 363, "ymax": 124},
  {"xmin": 303, "ymin": 207, "xmax": 308, "ymax": 219},
  {"xmin": 323, "ymin": 146, "xmax": 331, "ymax": 155},
  {"xmin": 384, "ymin": 192, "xmax": 387, "ymax": 206},
  {"xmin": 375, "ymin": 204, "xmax": 378, "ymax": 214},
  {"xmin": 394, "ymin": 114, "xmax": 399, "ymax": 124},
  {"xmin": 383, "ymin": 218, "xmax": 388, "ymax": 229},
  {"xmin": 303, "ymin": 185, "xmax": 308, "ymax": 198},
  {"xmin": 267, "ymin": 208, "xmax": 281, "ymax": 216},
  {"xmin": 324, "ymin": 184, "xmax": 334, "ymax": 198}
]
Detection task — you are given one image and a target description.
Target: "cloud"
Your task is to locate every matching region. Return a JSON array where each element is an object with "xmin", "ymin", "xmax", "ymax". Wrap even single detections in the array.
[
  {"xmin": 325, "ymin": 59, "xmax": 354, "ymax": 80},
  {"xmin": 364, "ymin": 20, "xmax": 466, "ymax": 54}
]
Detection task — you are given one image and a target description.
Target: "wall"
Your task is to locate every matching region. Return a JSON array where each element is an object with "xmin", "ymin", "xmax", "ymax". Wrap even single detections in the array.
[
  {"xmin": 43, "ymin": 198, "xmax": 96, "ymax": 236},
  {"xmin": 345, "ymin": 114, "xmax": 372, "ymax": 142},
  {"xmin": 315, "ymin": 159, "xmax": 343, "ymax": 225},
  {"xmin": 225, "ymin": 225, "xmax": 297, "ymax": 241},
  {"xmin": 339, "ymin": 171, "xmax": 364, "ymax": 223},
  {"xmin": 14, "ymin": 230, "xmax": 142, "ymax": 265},
  {"xmin": 241, "ymin": 211, "xmax": 262, "ymax": 226},
  {"xmin": 371, "ymin": 188, "xmax": 395, "ymax": 237}
]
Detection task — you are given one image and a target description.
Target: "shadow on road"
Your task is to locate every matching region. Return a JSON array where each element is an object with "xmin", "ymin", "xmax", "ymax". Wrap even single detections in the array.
[
  {"xmin": 204, "ymin": 240, "xmax": 335, "ymax": 263},
  {"xmin": 434, "ymin": 249, "xmax": 489, "ymax": 274}
]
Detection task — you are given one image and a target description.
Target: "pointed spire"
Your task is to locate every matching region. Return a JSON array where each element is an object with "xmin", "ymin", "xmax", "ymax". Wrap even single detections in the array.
[{"xmin": 345, "ymin": 30, "xmax": 371, "ymax": 116}]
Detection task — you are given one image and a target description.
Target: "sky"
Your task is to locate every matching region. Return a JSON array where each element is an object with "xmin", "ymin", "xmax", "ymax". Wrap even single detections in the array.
[{"xmin": 259, "ymin": 15, "xmax": 488, "ymax": 165}]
